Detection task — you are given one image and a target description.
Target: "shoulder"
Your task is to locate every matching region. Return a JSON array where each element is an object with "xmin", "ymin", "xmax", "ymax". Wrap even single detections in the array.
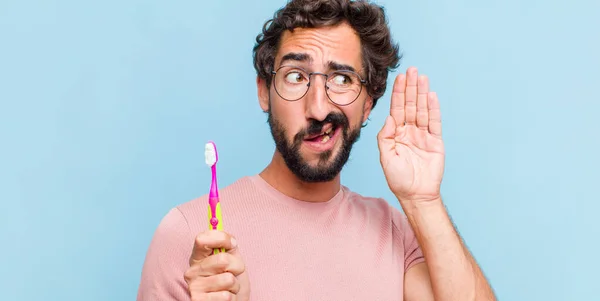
[
  {"xmin": 342, "ymin": 188, "xmax": 424, "ymax": 269},
  {"xmin": 144, "ymin": 176, "xmax": 256, "ymax": 253},
  {"xmin": 342, "ymin": 187, "xmax": 411, "ymax": 233}
]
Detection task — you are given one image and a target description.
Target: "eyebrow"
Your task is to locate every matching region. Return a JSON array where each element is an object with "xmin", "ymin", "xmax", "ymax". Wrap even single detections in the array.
[
  {"xmin": 328, "ymin": 61, "xmax": 357, "ymax": 73},
  {"xmin": 280, "ymin": 52, "xmax": 311, "ymax": 65},
  {"xmin": 279, "ymin": 52, "xmax": 358, "ymax": 73}
]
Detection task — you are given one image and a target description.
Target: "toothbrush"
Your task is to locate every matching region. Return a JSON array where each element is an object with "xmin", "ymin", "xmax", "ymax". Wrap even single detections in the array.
[{"xmin": 205, "ymin": 141, "xmax": 225, "ymax": 255}]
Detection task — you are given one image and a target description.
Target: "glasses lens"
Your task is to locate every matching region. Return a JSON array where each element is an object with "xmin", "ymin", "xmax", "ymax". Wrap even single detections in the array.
[
  {"xmin": 326, "ymin": 71, "xmax": 362, "ymax": 105},
  {"xmin": 274, "ymin": 66, "xmax": 309, "ymax": 101}
]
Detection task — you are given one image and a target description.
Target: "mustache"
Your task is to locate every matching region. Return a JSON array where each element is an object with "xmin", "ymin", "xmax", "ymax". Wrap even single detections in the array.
[{"xmin": 294, "ymin": 112, "xmax": 350, "ymax": 142}]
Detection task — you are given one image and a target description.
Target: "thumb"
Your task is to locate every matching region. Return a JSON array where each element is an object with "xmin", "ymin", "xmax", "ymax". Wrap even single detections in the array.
[
  {"xmin": 377, "ymin": 116, "xmax": 396, "ymax": 143},
  {"xmin": 377, "ymin": 115, "xmax": 397, "ymax": 157},
  {"xmin": 377, "ymin": 116, "xmax": 396, "ymax": 164}
]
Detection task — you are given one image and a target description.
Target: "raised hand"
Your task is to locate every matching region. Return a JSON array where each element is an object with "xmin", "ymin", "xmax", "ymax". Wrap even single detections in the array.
[
  {"xmin": 185, "ymin": 230, "xmax": 251, "ymax": 301},
  {"xmin": 377, "ymin": 67, "xmax": 445, "ymax": 204}
]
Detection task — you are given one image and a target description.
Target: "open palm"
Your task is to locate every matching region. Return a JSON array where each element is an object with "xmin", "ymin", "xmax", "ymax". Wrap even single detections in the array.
[{"xmin": 377, "ymin": 67, "xmax": 445, "ymax": 203}]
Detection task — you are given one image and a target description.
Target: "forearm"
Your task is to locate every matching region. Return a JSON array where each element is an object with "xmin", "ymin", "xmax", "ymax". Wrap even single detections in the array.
[{"xmin": 400, "ymin": 197, "xmax": 495, "ymax": 301}]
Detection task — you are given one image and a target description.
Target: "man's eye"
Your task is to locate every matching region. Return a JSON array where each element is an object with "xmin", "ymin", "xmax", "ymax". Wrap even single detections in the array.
[
  {"xmin": 285, "ymin": 72, "xmax": 305, "ymax": 83},
  {"xmin": 332, "ymin": 74, "xmax": 351, "ymax": 86}
]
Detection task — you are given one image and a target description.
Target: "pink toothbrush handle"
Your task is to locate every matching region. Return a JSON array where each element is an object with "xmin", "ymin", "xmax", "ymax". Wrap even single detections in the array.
[{"xmin": 208, "ymin": 196, "xmax": 225, "ymax": 254}]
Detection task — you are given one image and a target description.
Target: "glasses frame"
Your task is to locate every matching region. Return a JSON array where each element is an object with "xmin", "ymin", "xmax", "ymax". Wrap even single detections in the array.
[{"xmin": 270, "ymin": 65, "xmax": 368, "ymax": 106}]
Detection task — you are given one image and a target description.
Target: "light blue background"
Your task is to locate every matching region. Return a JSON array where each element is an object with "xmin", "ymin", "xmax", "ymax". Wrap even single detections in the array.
[{"xmin": 1, "ymin": 0, "xmax": 598, "ymax": 300}]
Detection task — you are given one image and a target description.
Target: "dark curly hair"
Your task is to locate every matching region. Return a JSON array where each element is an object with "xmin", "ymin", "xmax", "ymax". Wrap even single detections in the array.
[{"xmin": 252, "ymin": 0, "xmax": 401, "ymax": 109}]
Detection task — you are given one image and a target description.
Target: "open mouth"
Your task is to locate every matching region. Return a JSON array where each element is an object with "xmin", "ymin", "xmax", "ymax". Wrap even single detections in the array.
[{"xmin": 304, "ymin": 125, "xmax": 337, "ymax": 144}]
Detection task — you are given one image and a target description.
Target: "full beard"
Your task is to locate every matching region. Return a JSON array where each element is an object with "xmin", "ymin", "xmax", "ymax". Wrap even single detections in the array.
[{"xmin": 267, "ymin": 109, "xmax": 362, "ymax": 183}]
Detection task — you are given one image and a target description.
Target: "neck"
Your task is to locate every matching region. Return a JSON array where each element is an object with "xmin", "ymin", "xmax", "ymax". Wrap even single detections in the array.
[{"xmin": 259, "ymin": 151, "xmax": 341, "ymax": 203}]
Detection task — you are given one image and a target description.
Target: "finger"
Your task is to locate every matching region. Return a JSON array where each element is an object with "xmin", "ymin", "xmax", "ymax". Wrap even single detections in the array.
[
  {"xmin": 428, "ymin": 92, "xmax": 442, "ymax": 137},
  {"xmin": 191, "ymin": 291, "xmax": 236, "ymax": 301},
  {"xmin": 377, "ymin": 116, "xmax": 396, "ymax": 142},
  {"xmin": 188, "ymin": 272, "xmax": 241, "ymax": 294},
  {"xmin": 190, "ymin": 231, "xmax": 238, "ymax": 264},
  {"xmin": 377, "ymin": 116, "xmax": 399, "ymax": 167},
  {"xmin": 404, "ymin": 67, "xmax": 418, "ymax": 125},
  {"xmin": 190, "ymin": 252, "xmax": 246, "ymax": 277},
  {"xmin": 390, "ymin": 73, "xmax": 406, "ymax": 127},
  {"xmin": 416, "ymin": 75, "xmax": 429, "ymax": 129}
]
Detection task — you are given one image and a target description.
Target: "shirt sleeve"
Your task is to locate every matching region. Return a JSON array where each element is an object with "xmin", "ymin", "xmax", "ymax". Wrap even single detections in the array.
[
  {"xmin": 392, "ymin": 210, "xmax": 426, "ymax": 272},
  {"xmin": 137, "ymin": 207, "xmax": 193, "ymax": 301}
]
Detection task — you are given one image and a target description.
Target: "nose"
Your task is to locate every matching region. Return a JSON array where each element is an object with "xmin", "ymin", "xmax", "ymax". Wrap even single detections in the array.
[{"xmin": 304, "ymin": 73, "xmax": 331, "ymax": 122}]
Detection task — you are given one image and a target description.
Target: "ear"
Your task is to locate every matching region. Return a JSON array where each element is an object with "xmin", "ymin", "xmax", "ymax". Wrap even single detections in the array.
[
  {"xmin": 257, "ymin": 76, "xmax": 270, "ymax": 112},
  {"xmin": 362, "ymin": 96, "xmax": 374, "ymax": 124}
]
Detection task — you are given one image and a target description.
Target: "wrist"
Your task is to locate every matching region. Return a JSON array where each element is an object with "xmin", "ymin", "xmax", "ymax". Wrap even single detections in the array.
[{"xmin": 396, "ymin": 195, "xmax": 444, "ymax": 215}]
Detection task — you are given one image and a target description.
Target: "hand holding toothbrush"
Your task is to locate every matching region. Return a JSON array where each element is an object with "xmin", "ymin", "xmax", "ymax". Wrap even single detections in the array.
[
  {"xmin": 183, "ymin": 142, "xmax": 251, "ymax": 300},
  {"xmin": 185, "ymin": 230, "xmax": 251, "ymax": 301}
]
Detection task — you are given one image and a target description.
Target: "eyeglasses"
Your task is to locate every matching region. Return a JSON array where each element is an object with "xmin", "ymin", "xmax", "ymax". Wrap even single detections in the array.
[{"xmin": 271, "ymin": 65, "xmax": 367, "ymax": 106}]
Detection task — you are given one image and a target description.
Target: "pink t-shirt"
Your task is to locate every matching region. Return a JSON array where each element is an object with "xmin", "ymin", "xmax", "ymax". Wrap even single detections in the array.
[{"xmin": 137, "ymin": 175, "xmax": 424, "ymax": 300}]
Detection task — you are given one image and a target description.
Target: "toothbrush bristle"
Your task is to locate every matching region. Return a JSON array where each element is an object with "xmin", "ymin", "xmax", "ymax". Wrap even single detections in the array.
[{"xmin": 204, "ymin": 142, "xmax": 217, "ymax": 166}]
